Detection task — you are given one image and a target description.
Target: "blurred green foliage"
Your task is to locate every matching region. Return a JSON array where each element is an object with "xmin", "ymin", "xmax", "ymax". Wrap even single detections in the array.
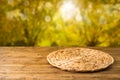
[{"xmin": 0, "ymin": 0, "xmax": 120, "ymax": 47}]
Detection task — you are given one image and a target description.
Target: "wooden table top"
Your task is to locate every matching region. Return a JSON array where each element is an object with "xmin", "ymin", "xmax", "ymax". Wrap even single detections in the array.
[{"xmin": 0, "ymin": 47, "xmax": 120, "ymax": 80}]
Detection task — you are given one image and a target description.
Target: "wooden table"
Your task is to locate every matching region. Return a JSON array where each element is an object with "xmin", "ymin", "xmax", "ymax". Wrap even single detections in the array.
[{"xmin": 0, "ymin": 47, "xmax": 120, "ymax": 80}]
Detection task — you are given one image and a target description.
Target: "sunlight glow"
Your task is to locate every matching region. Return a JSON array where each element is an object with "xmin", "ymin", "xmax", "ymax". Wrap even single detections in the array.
[{"xmin": 60, "ymin": 1, "xmax": 82, "ymax": 21}]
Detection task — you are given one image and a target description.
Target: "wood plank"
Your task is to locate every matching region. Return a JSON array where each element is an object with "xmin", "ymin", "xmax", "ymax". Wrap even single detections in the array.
[{"xmin": 0, "ymin": 47, "xmax": 120, "ymax": 80}]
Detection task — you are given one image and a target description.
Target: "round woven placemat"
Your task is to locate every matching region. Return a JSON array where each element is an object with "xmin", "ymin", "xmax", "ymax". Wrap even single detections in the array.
[{"xmin": 47, "ymin": 48, "xmax": 114, "ymax": 72}]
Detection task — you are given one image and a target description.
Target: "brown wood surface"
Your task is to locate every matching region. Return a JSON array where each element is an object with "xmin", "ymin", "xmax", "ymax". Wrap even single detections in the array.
[{"xmin": 0, "ymin": 47, "xmax": 120, "ymax": 80}]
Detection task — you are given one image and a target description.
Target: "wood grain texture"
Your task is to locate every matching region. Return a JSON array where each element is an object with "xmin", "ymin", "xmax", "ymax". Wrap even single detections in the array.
[{"xmin": 0, "ymin": 47, "xmax": 120, "ymax": 80}]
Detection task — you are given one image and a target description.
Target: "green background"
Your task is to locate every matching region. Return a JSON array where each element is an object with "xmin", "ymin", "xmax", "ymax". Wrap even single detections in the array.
[{"xmin": 0, "ymin": 0, "xmax": 120, "ymax": 47}]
